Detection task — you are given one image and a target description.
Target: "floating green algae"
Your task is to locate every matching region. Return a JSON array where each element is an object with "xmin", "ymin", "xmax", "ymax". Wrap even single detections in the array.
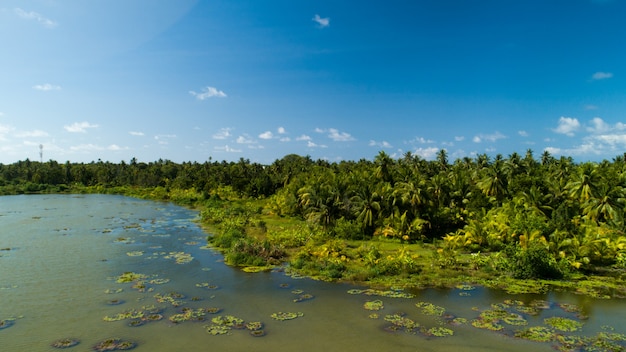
[
  {"xmin": 515, "ymin": 326, "xmax": 555, "ymax": 342},
  {"xmin": 293, "ymin": 293, "xmax": 315, "ymax": 303},
  {"xmin": 426, "ymin": 327, "xmax": 454, "ymax": 337},
  {"xmin": 126, "ymin": 251, "xmax": 143, "ymax": 257},
  {"xmin": 115, "ymin": 272, "xmax": 147, "ymax": 283},
  {"xmin": 347, "ymin": 288, "xmax": 415, "ymax": 299},
  {"xmin": 544, "ymin": 317, "xmax": 583, "ymax": 332},
  {"xmin": 415, "ymin": 302, "xmax": 445, "ymax": 316},
  {"xmin": 50, "ymin": 337, "xmax": 80, "ymax": 349},
  {"xmin": 164, "ymin": 251, "xmax": 193, "ymax": 264},
  {"xmin": 383, "ymin": 314, "xmax": 419, "ymax": 331},
  {"xmin": 270, "ymin": 312, "xmax": 304, "ymax": 321},
  {"xmin": 363, "ymin": 300, "xmax": 384, "ymax": 311},
  {"xmin": 92, "ymin": 338, "xmax": 136, "ymax": 351}
]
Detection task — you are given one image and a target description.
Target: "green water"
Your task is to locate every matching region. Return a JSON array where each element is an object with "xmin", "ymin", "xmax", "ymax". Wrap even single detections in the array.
[{"xmin": 0, "ymin": 194, "xmax": 624, "ymax": 351}]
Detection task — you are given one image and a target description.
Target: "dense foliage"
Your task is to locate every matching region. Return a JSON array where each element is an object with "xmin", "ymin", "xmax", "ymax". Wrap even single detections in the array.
[{"xmin": 2, "ymin": 149, "xmax": 626, "ymax": 281}]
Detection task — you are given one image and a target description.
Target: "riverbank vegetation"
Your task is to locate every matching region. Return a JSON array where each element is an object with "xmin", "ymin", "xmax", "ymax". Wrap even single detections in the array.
[{"xmin": 2, "ymin": 151, "xmax": 626, "ymax": 298}]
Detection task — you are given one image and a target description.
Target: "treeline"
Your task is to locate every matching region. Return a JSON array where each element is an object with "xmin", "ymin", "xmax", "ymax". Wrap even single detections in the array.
[{"xmin": 2, "ymin": 149, "xmax": 626, "ymax": 274}]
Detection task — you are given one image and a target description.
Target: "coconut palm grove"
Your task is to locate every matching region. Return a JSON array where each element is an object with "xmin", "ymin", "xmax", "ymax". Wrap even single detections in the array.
[{"xmin": 2, "ymin": 150, "xmax": 626, "ymax": 298}]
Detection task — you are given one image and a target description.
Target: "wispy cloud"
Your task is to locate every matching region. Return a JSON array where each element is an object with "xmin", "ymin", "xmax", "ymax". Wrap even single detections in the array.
[
  {"xmin": 129, "ymin": 131, "xmax": 145, "ymax": 136},
  {"xmin": 213, "ymin": 128, "xmax": 232, "ymax": 140},
  {"xmin": 553, "ymin": 117, "xmax": 580, "ymax": 137},
  {"xmin": 327, "ymin": 128, "xmax": 355, "ymax": 142},
  {"xmin": 236, "ymin": 134, "xmax": 255, "ymax": 144},
  {"xmin": 14, "ymin": 8, "xmax": 58, "ymax": 28},
  {"xmin": 591, "ymin": 71, "xmax": 613, "ymax": 80},
  {"xmin": 413, "ymin": 147, "xmax": 440, "ymax": 160},
  {"xmin": 369, "ymin": 140, "xmax": 392, "ymax": 148},
  {"xmin": 312, "ymin": 14, "xmax": 330, "ymax": 28},
  {"xmin": 259, "ymin": 131, "xmax": 273, "ymax": 139},
  {"xmin": 15, "ymin": 130, "xmax": 49, "ymax": 138},
  {"xmin": 189, "ymin": 86, "xmax": 227, "ymax": 100},
  {"xmin": 33, "ymin": 83, "xmax": 61, "ymax": 91},
  {"xmin": 296, "ymin": 134, "xmax": 312, "ymax": 141},
  {"xmin": 518, "ymin": 130, "xmax": 529, "ymax": 137},
  {"xmin": 214, "ymin": 145, "xmax": 242, "ymax": 153},
  {"xmin": 277, "ymin": 127, "xmax": 286, "ymax": 134},
  {"xmin": 64, "ymin": 121, "xmax": 98, "ymax": 133},
  {"xmin": 154, "ymin": 134, "xmax": 177, "ymax": 145},
  {"xmin": 472, "ymin": 131, "xmax": 506, "ymax": 143}
]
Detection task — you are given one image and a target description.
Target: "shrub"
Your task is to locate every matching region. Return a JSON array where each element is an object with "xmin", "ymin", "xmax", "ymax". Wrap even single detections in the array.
[{"xmin": 510, "ymin": 244, "xmax": 563, "ymax": 279}]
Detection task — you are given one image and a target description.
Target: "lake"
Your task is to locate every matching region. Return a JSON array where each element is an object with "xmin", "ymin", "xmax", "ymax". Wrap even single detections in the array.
[{"xmin": 1, "ymin": 194, "xmax": 624, "ymax": 351}]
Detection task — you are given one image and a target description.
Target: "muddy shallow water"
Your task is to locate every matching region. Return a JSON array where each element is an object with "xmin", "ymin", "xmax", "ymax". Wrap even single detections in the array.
[{"xmin": 1, "ymin": 194, "xmax": 624, "ymax": 351}]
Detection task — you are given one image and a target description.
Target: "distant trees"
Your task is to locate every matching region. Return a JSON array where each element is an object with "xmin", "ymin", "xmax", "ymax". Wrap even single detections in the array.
[{"xmin": 2, "ymin": 149, "xmax": 626, "ymax": 272}]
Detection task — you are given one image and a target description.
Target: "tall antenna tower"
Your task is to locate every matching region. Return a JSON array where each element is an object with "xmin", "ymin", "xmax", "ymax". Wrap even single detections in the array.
[{"xmin": 39, "ymin": 144, "xmax": 43, "ymax": 163}]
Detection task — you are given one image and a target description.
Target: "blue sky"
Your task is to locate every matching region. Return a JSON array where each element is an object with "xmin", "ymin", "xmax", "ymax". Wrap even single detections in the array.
[{"xmin": 1, "ymin": 0, "xmax": 625, "ymax": 164}]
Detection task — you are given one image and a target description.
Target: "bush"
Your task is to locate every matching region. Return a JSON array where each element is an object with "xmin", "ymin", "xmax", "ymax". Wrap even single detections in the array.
[{"xmin": 510, "ymin": 244, "xmax": 563, "ymax": 280}]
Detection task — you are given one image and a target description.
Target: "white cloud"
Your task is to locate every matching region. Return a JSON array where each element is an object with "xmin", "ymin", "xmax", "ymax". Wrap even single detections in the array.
[
  {"xmin": 70, "ymin": 144, "xmax": 103, "ymax": 152},
  {"xmin": 277, "ymin": 127, "xmax": 286, "ymax": 134},
  {"xmin": 214, "ymin": 145, "xmax": 241, "ymax": 153},
  {"xmin": 454, "ymin": 136, "xmax": 465, "ymax": 142},
  {"xmin": 518, "ymin": 130, "xmax": 529, "ymax": 137},
  {"xmin": 307, "ymin": 141, "xmax": 327, "ymax": 148},
  {"xmin": 472, "ymin": 131, "xmax": 506, "ymax": 143},
  {"xmin": 296, "ymin": 134, "xmax": 312, "ymax": 141},
  {"xmin": 327, "ymin": 128, "xmax": 355, "ymax": 142},
  {"xmin": 314, "ymin": 128, "xmax": 325, "ymax": 134},
  {"xmin": 369, "ymin": 140, "xmax": 392, "ymax": 148},
  {"xmin": 154, "ymin": 134, "xmax": 177, "ymax": 145},
  {"xmin": 189, "ymin": 86, "xmax": 227, "ymax": 100},
  {"xmin": 410, "ymin": 137, "xmax": 434, "ymax": 144},
  {"xmin": 259, "ymin": 131, "xmax": 273, "ymax": 139},
  {"xmin": 129, "ymin": 131, "xmax": 144, "ymax": 136},
  {"xmin": 15, "ymin": 130, "xmax": 48, "ymax": 138},
  {"xmin": 33, "ymin": 83, "xmax": 61, "ymax": 91},
  {"xmin": 236, "ymin": 134, "xmax": 255, "ymax": 144},
  {"xmin": 279, "ymin": 137, "xmax": 290, "ymax": 142},
  {"xmin": 0, "ymin": 123, "xmax": 15, "ymax": 141},
  {"xmin": 213, "ymin": 128, "xmax": 232, "ymax": 140},
  {"xmin": 312, "ymin": 14, "xmax": 330, "ymax": 28},
  {"xmin": 413, "ymin": 147, "xmax": 440, "ymax": 160},
  {"xmin": 14, "ymin": 8, "xmax": 58, "ymax": 28},
  {"xmin": 554, "ymin": 117, "xmax": 580, "ymax": 137},
  {"xmin": 586, "ymin": 117, "xmax": 610, "ymax": 134},
  {"xmin": 591, "ymin": 72, "xmax": 613, "ymax": 80},
  {"xmin": 108, "ymin": 144, "xmax": 127, "ymax": 151},
  {"xmin": 64, "ymin": 121, "xmax": 98, "ymax": 133},
  {"xmin": 584, "ymin": 105, "xmax": 599, "ymax": 110}
]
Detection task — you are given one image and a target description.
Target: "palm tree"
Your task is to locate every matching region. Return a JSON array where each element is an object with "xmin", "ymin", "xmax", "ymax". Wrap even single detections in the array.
[{"xmin": 566, "ymin": 163, "xmax": 601, "ymax": 203}]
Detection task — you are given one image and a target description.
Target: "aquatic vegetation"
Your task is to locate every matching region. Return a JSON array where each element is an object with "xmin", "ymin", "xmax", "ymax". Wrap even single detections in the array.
[
  {"xmin": 346, "ymin": 288, "xmax": 415, "ymax": 299},
  {"xmin": 205, "ymin": 307, "xmax": 222, "ymax": 314},
  {"xmin": 415, "ymin": 302, "xmax": 445, "ymax": 316},
  {"xmin": 455, "ymin": 284, "xmax": 476, "ymax": 291},
  {"xmin": 50, "ymin": 337, "xmax": 80, "ymax": 348},
  {"xmin": 425, "ymin": 327, "xmax": 454, "ymax": 337},
  {"xmin": 270, "ymin": 312, "xmax": 304, "ymax": 321},
  {"xmin": 383, "ymin": 314, "xmax": 419, "ymax": 331},
  {"xmin": 169, "ymin": 308, "xmax": 216, "ymax": 323},
  {"xmin": 211, "ymin": 315, "xmax": 245, "ymax": 328},
  {"xmin": 115, "ymin": 272, "xmax": 147, "ymax": 283},
  {"xmin": 447, "ymin": 317, "xmax": 467, "ymax": 326},
  {"xmin": 544, "ymin": 317, "xmax": 583, "ymax": 332},
  {"xmin": 154, "ymin": 292, "xmax": 185, "ymax": 307},
  {"xmin": 245, "ymin": 321, "xmax": 263, "ymax": 331},
  {"xmin": 196, "ymin": 282, "xmax": 219, "ymax": 290},
  {"xmin": 241, "ymin": 265, "xmax": 273, "ymax": 273},
  {"xmin": 471, "ymin": 319, "xmax": 504, "ymax": 331},
  {"xmin": 514, "ymin": 326, "xmax": 555, "ymax": 342},
  {"xmin": 502, "ymin": 313, "xmax": 528, "ymax": 326},
  {"xmin": 279, "ymin": 283, "xmax": 290, "ymax": 288},
  {"xmin": 92, "ymin": 338, "xmax": 136, "ymax": 351},
  {"xmin": 126, "ymin": 251, "xmax": 143, "ymax": 257},
  {"xmin": 363, "ymin": 300, "xmax": 384, "ymax": 311},
  {"xmin": 369, "ymin": 313, "xmax": 379, "ymax": 319},
  {"xmin": 104, "ymin": 288, "xmax": 123, "ymax": 294},
  {"xmin": 205, "ymin": 324, "xmax": 230, "ymax": 335},
  {"xmin": 127, "ymin": 319, "xmax": 145, "ymax": 327},
  {"xmin": 557, "ymin": 302, "xmax": 582, "ymax": 313},
  {"xmin": 164, "ymin": 251, "xmax": 193, "ymax": 264},
  {"xmin": 148, "ymin": 278, "xmax": 170, "ymax": 285},
  {"xmin": 184, "ymin": 241, "xmax": 199, "ymax": 246},
  {"xmin": 291, "ymin": 289, "xmax": 304, "ymax": 294},
  {"xmin": 293, "ymin": 293, "xmax": 314, "ymax": 303}
]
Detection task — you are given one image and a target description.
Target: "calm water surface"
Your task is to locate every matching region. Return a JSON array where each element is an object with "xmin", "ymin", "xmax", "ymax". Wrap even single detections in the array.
[{"xmin": 1, "ymin": 195, "xmax": 624, "ymax": 351}]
